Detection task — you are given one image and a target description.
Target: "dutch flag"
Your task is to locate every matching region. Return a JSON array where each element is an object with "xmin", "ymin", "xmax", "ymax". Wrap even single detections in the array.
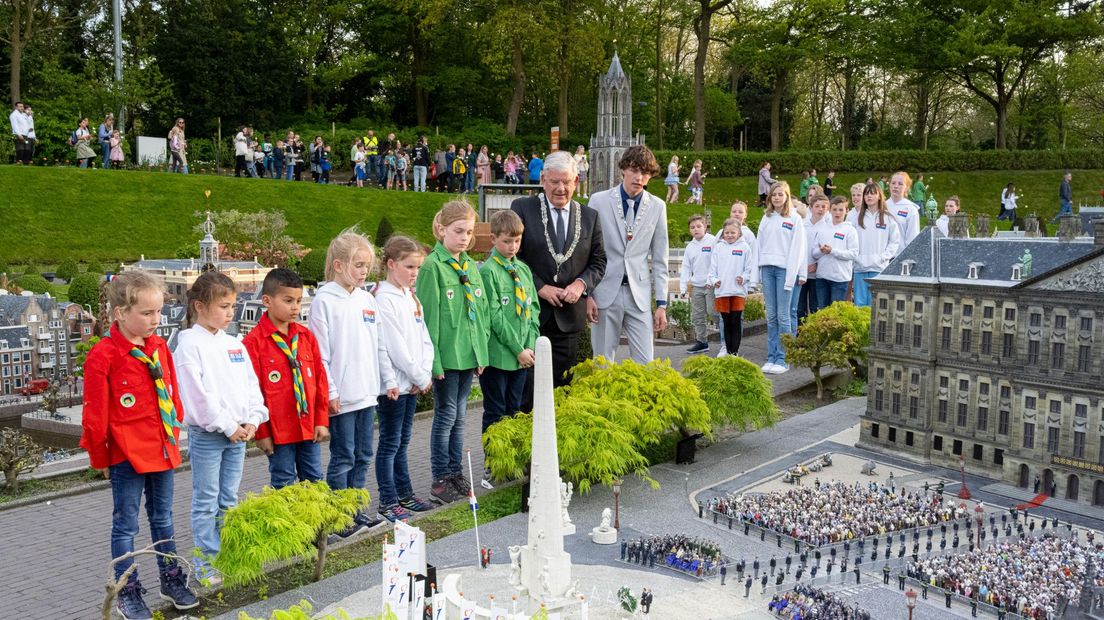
[{"xmin": 469, "ymin": 489, "xmax": 479, "ymax": 512}]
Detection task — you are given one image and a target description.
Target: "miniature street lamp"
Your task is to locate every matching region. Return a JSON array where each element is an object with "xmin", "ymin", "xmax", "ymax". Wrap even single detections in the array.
[
  {"xmin": 906, "ymin": 588, "xmax": 918, "ymax": 620},
  {"xmin": 612, "ymin": 479, "xmax": 623, "ymax": 530},
  {"xmin": 958, "ymin": 455, "xmax": 972, "ymax": 500},
  {"xmin": 975, "ymin": 503, "xmax": 985, "ymax": 548}
]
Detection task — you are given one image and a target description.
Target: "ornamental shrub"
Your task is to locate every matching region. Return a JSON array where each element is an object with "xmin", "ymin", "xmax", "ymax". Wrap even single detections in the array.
[
  {"xmin": 782, "ymin": 311, "xmax": 858, "ymax": 401},
  {"xmin": 297, "ymin": 248, "xmax": 327, "ymax": 285},
  {"xmin": 68, "ymin": 273, "xmax": 100, "ymax": 310},
  {"xmin": 14, "ymin": 274, "xmax": 51, "ymax": 294},
  {"xmin": 744, "ymin": 295, "xmax": 766, "ymax": 322},
  {"xmin": 55, "ymin": 260, "xmax": 80, "ymax": 281},
  {"xmin": 682, "ymin": 355, "xmax": 779, "ymax": 431},
  {"xmin": 213, "ymin": 481, "xmax": 369, "ymax": 586},
  {"xmin": 819, "ymin": 301, "xmax": 871, "ymax": 378},
  {"xmin": 0, "ymin": 427, "xmax": 44, "ymax": 490}
]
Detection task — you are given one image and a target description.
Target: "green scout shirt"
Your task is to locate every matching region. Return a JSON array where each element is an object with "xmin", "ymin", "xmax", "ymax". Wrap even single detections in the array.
[
  {"xmin": 478, "ymin": 250, "xmax": 541, "ymax": 372},
  {"xmin": 416, "ymin": 242, "xmax": 490, "ymax": 376}
]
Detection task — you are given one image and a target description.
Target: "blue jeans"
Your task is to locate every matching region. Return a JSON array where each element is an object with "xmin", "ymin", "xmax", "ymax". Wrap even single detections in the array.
[
  {"xmin": 816, "ymin": 279, "xmax": 850, "ymax": 308},
  {"xmin": 464, "ymin": 168, "xmax": 475, "ymax": 192},
  {"xmin": 479, "ymin": 366, "xmax": 529, "ymax": 434},
  {"xmin": 375, "ymin": 394, "xmax": 418, "ymax": 506},
  {"xmin": 853, "ymin": 271, "xmax": 880, "ymax": 307},
  {"xmin": 110, "ymin": 460, "xmax": 178, "ymax": 582},
  {"xmin": 267, "ymin": 440, "xmax": 323, "ymax": 489},
  {"xmin": 102, "ymin": 142, "xmax": 111, "ymax": 169},
  {"xmin": 760, "ymin": 265, "xmax": 793, "ymax": 366},
  {"xmin": 431, "ymin": 369, "xmax": 473, "ymax": 480},
  {"xmin": 327, "ymin": 406, "xmax": 376, "ymax": 490},
  {"xmin": 284, "ymin": 162, "xmax": 295, "ymax": 181},
  {"xmin": 413, "ymin": 165, "xmax": 428, "ymax": 192},
  {"xmin": 374, "ymin": 156, "xmax": 385, "ymax": 186},
  {"xmin": 790, "ymin": 280, "xmax": 808, "ymax": 336},
  {"xmin": 188, "ymin": 427, "xmax": 246, "ymax": 574},
  {"xmin": 1051, "ymin": 199, "xmax": 1073, "ymax": 224}
]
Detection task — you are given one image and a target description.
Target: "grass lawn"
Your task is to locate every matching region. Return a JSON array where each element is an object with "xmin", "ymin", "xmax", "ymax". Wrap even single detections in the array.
[{"xmin": 2, "ymin": 166, "xmax": 1102, "ymax": 265}]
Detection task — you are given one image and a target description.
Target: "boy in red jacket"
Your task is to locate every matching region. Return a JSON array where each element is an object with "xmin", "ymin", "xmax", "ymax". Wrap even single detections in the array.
[
  {"xmin": 81, "ymin": 271, "xmax": 198, "ymax": 619},
  {"xmin": 243, "ymin": 268, "xmax": 330, "ymax": 488}
]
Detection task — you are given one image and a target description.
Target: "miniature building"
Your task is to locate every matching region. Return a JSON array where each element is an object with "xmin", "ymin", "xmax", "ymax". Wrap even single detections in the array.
[
  {"xmin": 589, "ymin": 52, "xmax": 643, "ymax": 194},
  {"xmin": 857, "ymin": 221, "xmax": 1104, "ymax": 506},
  {"xmin": 0, "ymin": 294, "xmax": 74, "ymax": 391}
]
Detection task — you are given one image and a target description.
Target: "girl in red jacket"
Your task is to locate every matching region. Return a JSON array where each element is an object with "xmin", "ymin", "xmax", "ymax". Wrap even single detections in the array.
[{"xmin": 80, "ymin": 271, "xmax": 198, "ymax": 619}]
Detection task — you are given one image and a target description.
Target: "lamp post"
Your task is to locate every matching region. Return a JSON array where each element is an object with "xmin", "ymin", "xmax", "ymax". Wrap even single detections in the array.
[
  {"xmin": 958, "ymin": 455, "xmax": 972, "ymax": 500},
  {"xmin": 975, "ymin": 503, "xmax": 985, "ymax": 548},
  {"xmin": 906, "ymin": 588, "xmax": 918, "ymax": 620},
  {"xmin": 612, "ymin": 479, "xmax": 623, "ymax": 530}
]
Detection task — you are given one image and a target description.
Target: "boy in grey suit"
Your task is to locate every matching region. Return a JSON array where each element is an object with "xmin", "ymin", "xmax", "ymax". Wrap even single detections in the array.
[{"xmin": 587, "ymin": 145, "xmax": 669, "ymax": 364}]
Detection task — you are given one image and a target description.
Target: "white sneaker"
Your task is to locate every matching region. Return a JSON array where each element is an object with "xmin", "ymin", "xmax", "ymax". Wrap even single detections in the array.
[
  {"xmin": 770, "ymin": 364, "xmax": 790, "ymax": 375},
  {"xmin": 761, "ymin": 362, "xmax": 774, "ymax": 372},
  {"xmin": 480, "ymin": 478, "xmax": 495, "ymax": 490},
  {"xmin": 716, "ymin": 348, "xmax": 727, "ymax": 358}
]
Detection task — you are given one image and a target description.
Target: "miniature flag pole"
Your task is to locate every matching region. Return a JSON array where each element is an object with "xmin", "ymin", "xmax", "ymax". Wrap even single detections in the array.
[{"xmin": 466, "ymin": 448, "xmax": 482, "ymax": 567}]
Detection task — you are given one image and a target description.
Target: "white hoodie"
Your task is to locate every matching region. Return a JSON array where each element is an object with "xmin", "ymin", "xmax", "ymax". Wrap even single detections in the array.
[
  {"xmin": 708, "ymin": 236, "xmax": 757, "ymax": 298},
  {"xmin": 886, "ymin": 197, "xmax": 921, "ymax": 247},
  {"xmin": 175, "ymin": 324, "xmax": 268, "ymax": 437},
  {"xmin": 811, "ymin": 220, "xmax": 860, "ymax": 283},
  {"xmin": 680, "ymin": 233, "xmax": 717, "ymax": 293},
  {"xmin": 308, "ymin": 281, "xmax": 389, "ymax": 415},
  {"xmin": 756, "ymin": 211, "xmax": 807, "ymax": 291},
  {"xmin": 848, "ymin": 208, "xmax": 902, "ymax": 273},
  {"xmin": 374, "ymin": 280, "xmax": 434, "ymax": 394},
  {"xmin": 803, "ymin": 215, "xmax": 830, "ymax": 280}
]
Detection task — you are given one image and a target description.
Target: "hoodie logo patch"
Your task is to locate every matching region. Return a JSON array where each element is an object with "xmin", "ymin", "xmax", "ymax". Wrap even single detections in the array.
[
  {"xmin": 732, "ymin": 249, "xmax": 744, "ymax": 256},
  {"xmin": 701, "ymin": 246, "xmax": 712, "ymax": 253},
  {"xmin": 833, "ymin": 232, "xmax": 846, "ymax": 240},
  {"xmin": 228, "ymin": 349, "xmax": 245, "ymax": 363},
  {"xmin": 362, "ymin": 309, "xmax": 376, "ymax": 324},
  {"xmin": 897, "ymin": 210, "xmax": 909, "ymax": 218},
  {"xmin": 781, "ymin": 221, "xmax": 794, "ymax": 231},
  {"xmin": 876, "ymin": 223, "xmax": 887, "ymax": 230}
]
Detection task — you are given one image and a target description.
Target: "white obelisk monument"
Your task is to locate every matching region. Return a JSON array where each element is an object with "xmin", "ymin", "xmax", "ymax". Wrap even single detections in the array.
[{"xmin": 516, "ymin": 336, "xmax": 577, "ymax": 613}]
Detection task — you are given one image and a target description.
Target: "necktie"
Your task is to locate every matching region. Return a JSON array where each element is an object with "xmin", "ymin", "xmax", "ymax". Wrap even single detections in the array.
[
  {"xmin": 270, "ymin": 332, "xmax": 308, "ymax": 417},
  {"xmin": 493, "ymin": 255, "xmax": 530, "ymax": 319},
  {"xmin": 623, "ymin": 197, "xmax": 637, "ymax": 220},
  {"xmin": 128, "ymin": 347, "xmax": 183, "ymax": 445},
  {"xmin": 555, "ymin": 208, "xmax": 567, "ymax": 253},
  {"xmin": 446, "ymin": 258, "xmax": 477, "ymax": 322}
]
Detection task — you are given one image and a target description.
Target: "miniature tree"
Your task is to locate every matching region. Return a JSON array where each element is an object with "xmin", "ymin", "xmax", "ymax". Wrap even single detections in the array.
[
  {"xmin": 236, "ymin": 600, "xmax": 398, "ymax": 620},
  {"xmin": 83, "ymin": 260, "xmax": 106, "ymax": 276},
  {"xmin": 101, "ymin": 541, "xmax": 193, "ymax": 620},
  {"xmin": 823, "ymin": 302, "xmax": 871, "ymax": 379},
  {"xmin": 55, "ymin": 260, "xmax": 80, "ymax": 281},
  {"xmin": 0, "ymin": 427, "xmax": 45, "ymax": 490},
  {"xmin": 68, "ymin": 273, "xmax": 101, "ymax": 311},
  {"xmin": 194, "ymin": 209, "xmax": 304, "ymax": 267},
  {"xmin": 682, "ymin": 356, "xmax": 779, "ymax": 430},
  {"xmin": 213, "ymin": 481, "xmax": 370, "ymax": 586},
  {"xmin": 14, "ymin": 273, "xmax": 51, "ymax": 294},
  {"xmin": 296, "ymin": 248, "xmax": 327, "ymax": 285},
  {"xmin": 74, "ymin": 337, "xmax": 101, "ymax": 377},
  {"xmin": 375, "ymin": 216, "xmax": 396, "ymax": 247},
  {"xmin": 42, "ymin": 380, "xmax": 62, "ymax": 416},
  {"xmin": 782, "ymin": 313, "xmax": 857, "ymax": 401}
]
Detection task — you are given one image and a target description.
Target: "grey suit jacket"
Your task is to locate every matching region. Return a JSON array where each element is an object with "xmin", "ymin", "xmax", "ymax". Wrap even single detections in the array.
[{"xmin": 590, "ymin": 186, "xmax": 669, "ymax": 313}]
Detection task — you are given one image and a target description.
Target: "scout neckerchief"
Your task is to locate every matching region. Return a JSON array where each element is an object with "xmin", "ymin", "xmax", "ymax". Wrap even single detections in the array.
[
  {"xmin": 270, "ymin": 331, "xmax": 308, "ymax": 417},
  {"xmin": 128, "ymin": 347, "xmax": 183, "ymax": 445},
  {"xmin": 445, "ymin": 257, "xmax": 476, "ymax": 322},
  {"xmin": 491, "ymin": 251, "xmax": 530, "ymax": 319}
]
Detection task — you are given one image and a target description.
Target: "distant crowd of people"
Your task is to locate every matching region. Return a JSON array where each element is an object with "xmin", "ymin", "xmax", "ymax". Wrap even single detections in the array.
[{"xmin": 767, "ymin": 585, "xmax": 872, "ymax": 619}]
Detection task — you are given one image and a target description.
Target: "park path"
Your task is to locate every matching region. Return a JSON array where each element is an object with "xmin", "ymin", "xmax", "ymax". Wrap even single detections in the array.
[{"xmin": 0, "ymin": 332, "xmax": 815, "ymax": 619}]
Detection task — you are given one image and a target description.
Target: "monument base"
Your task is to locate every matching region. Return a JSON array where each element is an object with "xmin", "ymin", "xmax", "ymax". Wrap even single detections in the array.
[
  {"xmin": 563, "ymin": 522, "xmax": 576, "ymax": 536},
  {"xmin": 591, "ymin": 527, "xmax": 618, "ymax": 545}
]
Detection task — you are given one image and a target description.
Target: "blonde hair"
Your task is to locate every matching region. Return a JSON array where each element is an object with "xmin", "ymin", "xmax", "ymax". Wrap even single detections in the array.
[
  {"xmin": 381, "ymin": 235, "xmax": 425, "ymax": 265},
  {"xmin": 108, "ymin": 271, "xmax": 164, "ymax": 321},
  {"xmin": 432, "ymin": 200, "xmax": 478, "ymax": 249},
  {"xmin": 765, "ymin": 181, "xmax": 794, "ymax": 217},
  {"xmin": 892, "ymin": 171, "xmax": 913, "ymax": 192},
  {"xmin": 730, "ymin": 200, "xmax": 748, "ymax": 213},
  {"xmin": 850, "ymin": 182, "xmax": 866, "ymax": 194},
  {"xmin": 324, "ymin": 226, "xmax": 377, "ymax": 282}
]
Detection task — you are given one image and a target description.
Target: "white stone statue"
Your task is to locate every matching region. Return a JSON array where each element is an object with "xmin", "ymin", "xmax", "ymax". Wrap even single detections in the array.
[
  {"xmin": 508, "ymin": 545, "xmax": 522, "ymax": 586},
  {"xmin": 600, "ymin": 507, "xmax": 612, "ymax": 530},
  {"xmin": 560, "ymin": 481, "xmax": 574, "ymax": 526},
  {"xmin": 591, "ymin": 507, "xmax": 617, "ymax": 544}
]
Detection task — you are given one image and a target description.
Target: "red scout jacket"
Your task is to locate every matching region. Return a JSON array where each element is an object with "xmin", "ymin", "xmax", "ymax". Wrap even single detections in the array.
[
  {"xmin": 80, "ymin": 324, "xmax": 185, "ymax": 473},
  {"xmin": 242, "ymin": 313, "xmax": 330, "ymax": 444}
]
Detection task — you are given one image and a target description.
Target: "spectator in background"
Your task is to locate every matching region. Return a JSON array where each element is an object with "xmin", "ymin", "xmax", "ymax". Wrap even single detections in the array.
[
  {"xmin": 74, "ymin": 117, "xmax": 97, "ymax": 168},
  {"xmin": 999, "ymin": 182, "xmax": 1018, "ymax": 222},
  {"xmin": 527, "ymin": 151, "xmax": 544, "ymax": 185},
  {"xmin": 757, "ymin": 161, "xmax": 775, "ymax": 208},
  {"xmin": 109, "ymin": 129, "xmax": 125, "ymax": 168},
  {"xmin": 574, "ymin": 145, "xmax": 590, "ymax": 199},
  {"xmin": 492, "ymin": 153, "xmax": 504, "ymax": 183},
  {"xmin": 168, "ymin": 118, "xmax": 188, "ymax": 174},
  {"xmin": 273, "ymin": 139, "xmax": 286, "ymax": 180},
  {"xmin": 476, "ymin": 145, "xmax": 491, "ymax": 188},
  {"xmin": 664, "ymin": 155, "xmax": 681, "ymax": 204},
  {"xmin": 909, "ymin": 173, "xmax": 927, "ymax": 204},
  {"xmin": 22, "ymin": 105, "xmax": 36, "ymax": 164},
  {"xmin": 435, "ymin": 144, "xmax": 451, "ymax": 192},
  {"xmin": 465, "ymin": 142, "xmax": 477, "ymax": 193},
  {"xmin": 450, "ymin": 147, "xmax": 468, "ymax": 193},
  {"xmin": 98, "ymin": 113, "xmax": 115, "ymax": 170},
  {"xmin": 412, "ymin": 135, "xmax": 430, "ymax": 192},
  {"xmin": 10, "ymin": 102, "xmax": 32, "ymax": 164},
  {"xmin": 234, "ymin": 126, "xmax": 253, "ymax": 177},
  {"xmin": 309, "ymin": 135, "xmax": 324, "ymax": 182},
  {"xmin": 1053, "ymin": 171, "xmax": 1073, "ymax": 224},
  {"xmin": 363, "ymin": 129, "xmax": 379, "ymax": 185},
  {"xmin": 378, "ymin": 132, "xmax": 396, "ymax": 187}
]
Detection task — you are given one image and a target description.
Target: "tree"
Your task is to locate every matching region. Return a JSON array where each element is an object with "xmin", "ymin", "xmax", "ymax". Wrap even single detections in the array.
[
  {"xmin": 781, "ymin": 303, "xmax": 868, "ymax": 400},
  {"xmin": 681, "ymin": 356, "xmax": 778, "ymax": 430},
  {"xmin": 1, "ymin": 0, "xmax": 75, "ymax": 103},
  {"xmin": 54, "ymin": 259, "xmax": 79, "ymax": 281},
  {"xmin": 690, "ymin": 0, "xmax": 735, "ymax": 150},
  {"xmin": 295, "ymin": 249, "xmax": 326, "ymax": 285},
  {"xmin": 68, "ymin": 273, "xmax": 100, "ymax": 312},
  {"xmin": 375, "ymin": 217, "xmax": 395, "ymax": 248},
  {"xmin": 0, "ymin": 427, "xmax": 44, "ymax": 490},
  {"xmin": 14, "ymin": 273, "xmax": 50, "ymax": 294},
  {"xmin": 192, "ymin": 209, "xmax": 304, "ymax": 267}
]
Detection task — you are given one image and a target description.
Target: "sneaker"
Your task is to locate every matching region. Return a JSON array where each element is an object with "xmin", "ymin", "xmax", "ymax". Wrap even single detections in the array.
[
  {"xmin": 399, "ymin": 495, "xmax": 436, "ymax": 512},
  {"xmin": 761, "ymin": 362, "xmax": 775, "ymax": 372},
  {"xmin": 768, "ymin": 364, "xmax": 789, "ymax": 375},
  {"xmin": 159, "ymin": 565, "xmax": 199, "ymax": 610},
  {"xmin": 716, "ymin": 347, "xmax": 727, "ymax": 358},
  {"xmin": 353, "ymin": 509, "xmax": 385, "ymax": 529},
  {"xmin": 449, "ymin": 473, "xmax": 472, "ymax": 497},
  {"xmin": 431, "ymin": 477, "xmax": 462, "ymax": 504},
  {"xmin": 481, "ymin": 477, "xmax": 495, "ymax": 490},
  {"xmin": 686, "ymin": 341, "xmax": 709, "ymax": 354},
  {"xmin": 335, "ymin": 520, "xmax": 370, "ymax": 540},
  {"xmin": 115, "ymin": 581, "xmax": 152, "ymax": 620},
  {"xmin": 380, "ymin": 504, "xmax": 413, "ymax": 522}
]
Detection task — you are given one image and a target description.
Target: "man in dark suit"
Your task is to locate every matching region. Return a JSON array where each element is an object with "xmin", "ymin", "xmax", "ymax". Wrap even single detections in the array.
[{"xmin": 512, "ymin": 150, "xmax": 606, "ymax": 396}]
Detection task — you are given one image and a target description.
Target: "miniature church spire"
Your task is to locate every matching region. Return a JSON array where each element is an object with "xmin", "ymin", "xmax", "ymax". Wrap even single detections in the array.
[{"xmin": 199, "ymin": 211, "xmax": 220, "ymax": 271}]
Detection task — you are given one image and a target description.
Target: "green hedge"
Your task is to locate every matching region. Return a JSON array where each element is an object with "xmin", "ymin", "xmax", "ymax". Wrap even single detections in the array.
[{"xmin": 651, "ymin": 149, "xmax": 1104, "ymax": 176}]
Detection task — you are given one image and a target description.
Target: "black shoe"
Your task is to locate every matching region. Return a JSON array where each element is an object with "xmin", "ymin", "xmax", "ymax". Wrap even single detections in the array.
[
  {"xmin": 116, "ymin": 581, "xmax": 152, "ymax": 620},
  {"xmin": 159, "ymin": 565, "xmax": 199, "ymax": 610},
  {"xmin": 449, "ymin": 473, "xmax": 472, "ymax": 497},
  {"xmin": 353, "ymin": 509, "xmax": 385, "ymax": 529},
  {"xmin": 686, "ymin": 341, "xmax": 709, "ymax": 354},
  {"xmin": 431, "ymin": 477, "xmax": 462, "ymax": 504}
]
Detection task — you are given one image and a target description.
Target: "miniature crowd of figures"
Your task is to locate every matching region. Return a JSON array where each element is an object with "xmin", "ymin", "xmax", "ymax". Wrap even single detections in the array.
[
  {"xmin": 707, "ymin": 480, "xmax": 969, "ymax": 545},
  {"xmin": 619, "ymin": 534, "xmax": 725, "ymax": 578},
  {"xmin": 907, "ymin": 534, "xmax": 1104, "ymax": 620},
  {"xmin": 781, "ymin": 453, "xmax": 833, "ymax": 484},
  {"xmin": 767, "ymin": 585, "xmax": 872, "ymax": 620}
]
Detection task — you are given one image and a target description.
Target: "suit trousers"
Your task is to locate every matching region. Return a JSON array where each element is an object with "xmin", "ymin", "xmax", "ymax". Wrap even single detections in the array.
[{"xmin": 592, "ymin": 285, "xmax": 653, "ymax": 364}]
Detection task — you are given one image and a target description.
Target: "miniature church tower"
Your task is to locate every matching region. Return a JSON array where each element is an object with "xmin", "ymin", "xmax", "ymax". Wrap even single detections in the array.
[
  {"xmin": 199, "ymin": 211, "xmax": 220, "ymax": 271},
  {"xmin": 589, "ymin": 51, "xmax": 643, "ymax": 194}
]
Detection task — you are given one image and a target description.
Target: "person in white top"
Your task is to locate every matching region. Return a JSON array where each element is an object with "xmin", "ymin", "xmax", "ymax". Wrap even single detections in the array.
[
  {"xmin": 373, "ymin": 236, "xmax": 436, "ymax": 521},
  {"xmin": 847, "ymin": 183, "xmax": 902, "ymax": 307},
  {"xmin": 887, "ymin": 171, "xmax": 922, "ymax": 247},
  {"xmin": 713, "ymin": 201, "xmax": 757, "ymax": 356},
  {"xmin": 935, "ymin": 195, "xmax": 970, "ymax": 238},
  {"xmin": 812, "ymin": 196, "xmax": 860, "ymax": 307},
  {"xmin": 174, "ymin": 271, "xmax": 268, "ymax": 581},
  {"xmin": 681, "ymin": 214, "xmax": 717, "ymax": 354},
  {"xmin": 9, "ymin": 101, "xmax": 32, "ymax": 164},
  {"xmin": 308, "ymin": 228, "xmax": 389, "ymax": 532},
  {"xmin": 999, "ymin": 183, "xmax": 1018, "ymax": 222},
  {"xmin": 708, "ymin": 218, "xmax": 757, "ymax": 357},
  {"xmin": 757, "ymin": 181, "xmax": 807, "ymax": 374},
  {"xmin": 796, "ymin": 194, "xmax": 831, "ymax": 330}
]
